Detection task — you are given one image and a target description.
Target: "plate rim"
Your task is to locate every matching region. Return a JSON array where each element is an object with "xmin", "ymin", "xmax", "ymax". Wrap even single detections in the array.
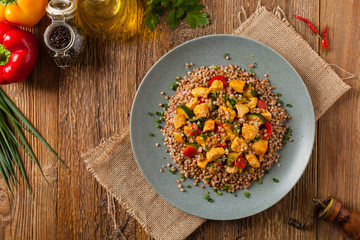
[{"xmin": 130, "ymin": 34, "xmax": 315, "ymax": 220}]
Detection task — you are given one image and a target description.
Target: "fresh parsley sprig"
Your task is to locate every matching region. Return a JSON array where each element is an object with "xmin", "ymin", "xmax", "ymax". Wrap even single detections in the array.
[{"xmin": 144, "ymin": 0, "xmax": 210, "ymax": 31}]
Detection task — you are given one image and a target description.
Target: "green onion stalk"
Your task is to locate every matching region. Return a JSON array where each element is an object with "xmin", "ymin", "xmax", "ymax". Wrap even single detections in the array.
[{"xmin": 0, "ymin": 89, "xmax": 69, "ymax": 197}]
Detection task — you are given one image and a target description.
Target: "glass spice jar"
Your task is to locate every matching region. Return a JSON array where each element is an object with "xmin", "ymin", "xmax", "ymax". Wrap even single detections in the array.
[{"xmin": 44, "ymin": 0, "xmax": 86, "ymax": 68}]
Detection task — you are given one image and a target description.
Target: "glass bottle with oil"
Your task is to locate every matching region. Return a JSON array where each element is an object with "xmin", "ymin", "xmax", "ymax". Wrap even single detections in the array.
[{"xmin": 76, "ymin": 0, "xmax": 140, "ymax": 41}]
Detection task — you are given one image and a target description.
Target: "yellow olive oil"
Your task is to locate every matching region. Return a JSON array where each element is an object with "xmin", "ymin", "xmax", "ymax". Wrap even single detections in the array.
[{"xmin": 76, "ymin": 0, "xmax": 140, "ymax": 41}]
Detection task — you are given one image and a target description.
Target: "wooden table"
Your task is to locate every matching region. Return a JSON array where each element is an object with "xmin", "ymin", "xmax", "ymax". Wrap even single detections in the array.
[{"xmin": 0, "ymin": 0, "xmax": 359, "ymax": 239}]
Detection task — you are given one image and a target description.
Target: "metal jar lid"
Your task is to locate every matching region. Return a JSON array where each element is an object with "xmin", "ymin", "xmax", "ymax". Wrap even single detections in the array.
[{"xmin": 46, "ymin": 0, "xmax": 76, "ymax": 21}]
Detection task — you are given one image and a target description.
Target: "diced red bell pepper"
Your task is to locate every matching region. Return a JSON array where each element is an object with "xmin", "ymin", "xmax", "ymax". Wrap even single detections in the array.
[
  {"xmin": 183, "ymin": 147, "xmax": 197, "ymax": 157},
  {"xmin": 257, "ymin": 99, "xmax": 267, "ymax": 109},
  {"xmin": 215, "ymin": 124, "xmax": 224, "ymax": 133},
  {"xmin": 190, "ymin": 123, "xmax": 202, "ymax": 136},
  {"xmin": 262, "ymin": 121, "xmax": 272, "ymax": 139},
  {"xmin": 199, "ymin": 97, "xmax": 208, "ymax": 103},
  {"xmin": 208, "ymin": 75, "xmax": 228, "ymax": 87},
  {"xmin": 235, "ymin": 156, "xmax": 247, "ymax": 169},
  {"xmin": 218, "ymin": 142, "xmax": 225, "ymax": 148}
]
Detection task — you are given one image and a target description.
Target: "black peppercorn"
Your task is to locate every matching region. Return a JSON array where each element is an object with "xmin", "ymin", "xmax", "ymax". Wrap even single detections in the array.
[{"xmin": 49, "ymin": 26, "xmax": 71, "ymax": 49}]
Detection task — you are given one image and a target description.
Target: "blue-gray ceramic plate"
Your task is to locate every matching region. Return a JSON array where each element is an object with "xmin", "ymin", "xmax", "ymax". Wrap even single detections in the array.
[{"xmin": 130, "ymin": 35, "xmax": 315, "ymax": 220}]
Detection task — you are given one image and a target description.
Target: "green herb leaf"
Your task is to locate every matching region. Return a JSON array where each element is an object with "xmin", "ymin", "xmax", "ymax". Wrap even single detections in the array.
[
  {"xmin": 273, "ymin": 178, "xmax": 279, "ymax": 182},
  {"xmin": 244, "ymin": 192, "xmax": 250, "ymax": 198},
  {"xmin": 144, "ymin": 0, "xmax": 209, "ymax": 31}
]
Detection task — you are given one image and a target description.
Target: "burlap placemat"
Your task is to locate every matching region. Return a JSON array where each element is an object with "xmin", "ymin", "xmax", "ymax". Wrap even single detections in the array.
[{"xmin": 82, "ymin": 4, "xmax": 351, "ymax": 240}]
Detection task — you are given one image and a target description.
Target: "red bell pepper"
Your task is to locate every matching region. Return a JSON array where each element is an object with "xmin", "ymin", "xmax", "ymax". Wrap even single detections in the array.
[
  {"xmin": 0, "ymin": 22, "xmax": 38, "ymax": 84},
  {"xmin": 190, "ymin": 123, "xmax": 202, "ymax": 136},
  {"xmin": 208, "ymin": 75, "xmax": 228, "ymax": 87},
  {"xmin": 215, "ymin": 124, "xmax": 224, "ymax": 133},
  {"xmin": 257, "ymin": 99, "xmax": 267, "ymax": 109},
  {"xmin": 198, "ymin": 97, "xmax": 208, "ymax": 103},
  {"xmin": 262, "ymin": 121, "xmax": 272, "ymax": 139},
  {"xmin": 183, "ymin": 147, "xmax": 197, "ymax": 157},
  {"xmin": 217, "ymin": 142, "xmax": 225, "ymax": 148},
  {"xmin": 235, "ymin": 156, "xmax": 247, "ymax": 169}
]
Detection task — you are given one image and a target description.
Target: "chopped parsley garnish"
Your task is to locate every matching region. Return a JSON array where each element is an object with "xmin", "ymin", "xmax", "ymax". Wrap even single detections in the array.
[
  {"xmin": 249, "ymin": 68, "xmax": 255, "ymax": 74},
  {"xmin": 156, "ymin": 111, "xmax": 162, "ymax": 116},
  {"xmin": 276, "ymin": 93, "xmax": 281, "ymax": 96},
  {"xmin": 224, "ymin": 53, "xmax": 229, "ymax": 58},
  {"xmin": 155, "ymin": 119, "xmax": 162, "ymax": 123},
  {"xmin": 273, "ymin": 178, "xmax": 279, "ymax": 182},
  {"xmin": 169, "ymin": 170, "xmax": 176, "ymax": 174},
  {"xmin": 200, "ymin": 134, "xmax": 206, "ymax": 140},
  {"xmin": 180, "ymin": 174, "xmax": 185, "ymax": 179},
  {"xmin": 286, "ymin": 103, "xmax": 293, "ymax": 107},
  {"xmin": 205, "ymin": 194, "xmax": 214, "ymax": 202},
  {"xmin": 162, "ymin": 103, "xmax": 169, "ymax": 109},
  {"xmin": 148, "ymin": 112, "xmax": 153, "ymax": 116},
  {"xmin": 186, "ymin": 184, "xmax": 191, "ymax": 188},
  {"xmin": 217, "ymin": 190, "xmax": 222, "ymax": 195},
  {"xmin": 208, "ymin": 163, "xmax": 214, "ymax": 168},
  {"xmin": 156, "ymin": 124, "xmax": 161, "ymax": 129},
  {"xmin": 244, "ymin": 192, "xmax": 250, "ymax": 198},
  {"xmin": 222, "ymin": 186, "xmax": 228, "ymax": 190},
  {"xmin": 264, "ymin": 170, "xmax": 269, "ymax": 174},
  {"xmin": 148, "ymin": 132, "xmax": 154, "ymax": 137},
  {"xmin": 170, "ymin": 82, "xmax": 178, "ymax": 90},
  {"xmin": 212, "ymin": 91, "xmax": 217, "ymax": 99},
  {"xmin": 205, "ymin": 177, "xmax": 210, "ymax": 181},
  {"xmin": 214, "ymin": 65, "xmax": 218, "ymax": 70},
  {"xmin": 282, "ymin": 140, "xmax": 287, "ymax": 144}
]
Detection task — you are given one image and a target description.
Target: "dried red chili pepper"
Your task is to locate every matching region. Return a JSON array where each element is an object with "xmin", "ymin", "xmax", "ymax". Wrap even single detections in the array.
[
  {"xmin": 294, "ymin": 15, "xmax": 319, "ymax": 34},
  {"xmin": 322, "ymin": 25, "xmax": 329, "ymax": 51}
]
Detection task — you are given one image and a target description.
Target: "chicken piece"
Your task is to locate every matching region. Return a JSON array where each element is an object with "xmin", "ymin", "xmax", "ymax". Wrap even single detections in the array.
[
  {"xmin": 173, "ymin": 113, "xmax": 186, "ymax": 129},
  {"xmin": 206, "ymin": 147, "xmax": 225, "ymax": 162},
  {"xmin": 226, "ymin": 166, "xmax": 239, "ymax": 174},
  {"xmin": 173, "ymin": 132, "xmax": 185, "ymax": 143},
  {"xmin": 235, "ymin": 103, "xmax": 250, "ymax": 118},
  {"xmin": 195, "ymin": 135, "xmax": 206, "ymax": 145},
  {"xmin": 242, "ymin": 123, "xmax": 258, "ymax": 141},
  {"xmin": 246, "ymin": 97, "xmax": 258, "ymax": 109},
  {"xmin": 245, "ymin": 153, "xmax": 260, "ymax": 168},
  {"xmin": 191, "ymin": 87, "xmax": 211, "ymax": 98},
  {"xmin": 209, "ymin": 80, "xmax": 224, "ymax": 92},
  {"xmin": 218, "ymin": 106, "xmax": 236, "ymax": 122},
  {"xmin": 223, "ymin": 123, "xmax": 236, "ymax": 141},
  {"xmin": 193, "ymin": 103, "xmax": 210, "ymax": 118},
  {"xmin": 231, "ymin": 137, "xmax": 248, "ymax": 153},
  {"xmin": 203, "ymin": 119, "xmax": 215, "ymax": 132},
  {"xmin": 183, "ymin": 125, "xmax": 192, "ymax": 136},
  {"xmin": 197, "ymin": 159, "xmax": 209, "ymax": 169},
  {"xmin": 185, "ymin": 98, "xmax": 198, "ymax": 111},
  {"xmin": 229, "ymin": 79, "xmax": 246, "ymax": 93},
  {"xmin": 261, "ymin": 110, "xmax": 272, "ymax": 121},
  {"xmin": 251, "ymin": 139, "xmax": 268, "ymax": 156}
]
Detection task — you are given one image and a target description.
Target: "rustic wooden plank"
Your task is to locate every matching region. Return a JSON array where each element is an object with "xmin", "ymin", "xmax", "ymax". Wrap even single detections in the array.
[
  {"xmin": 317, "ymin": 0, "xmax": 360, "ymax": 239},
  {"xmin": 0, "ymin": 16, "xmax": 60, "ymax": 240},
  {"xmin": 6, "ymin": 0, "xmax": 360, "ymax": 239}
]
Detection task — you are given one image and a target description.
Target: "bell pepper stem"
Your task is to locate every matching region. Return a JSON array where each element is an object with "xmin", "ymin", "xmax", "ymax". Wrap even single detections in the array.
[{"xmin": 0, "ymin": 45, "xmax": 11, "ymax": 66}]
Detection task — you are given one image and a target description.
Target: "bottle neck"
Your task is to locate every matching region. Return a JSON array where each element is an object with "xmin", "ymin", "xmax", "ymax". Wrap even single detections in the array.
[{"xmin": 85, "ymin": 0, "xmax": 105, "ymax": 3}]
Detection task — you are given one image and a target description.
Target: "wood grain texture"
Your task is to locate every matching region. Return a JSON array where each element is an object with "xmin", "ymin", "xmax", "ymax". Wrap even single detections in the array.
[{"xmin": 0, "ymin": 0, "xmax": 358, "ymax": 239}]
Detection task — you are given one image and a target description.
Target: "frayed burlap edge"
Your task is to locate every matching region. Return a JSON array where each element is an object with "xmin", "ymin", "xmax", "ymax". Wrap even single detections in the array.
[
  {"xmin": 82, "ymin": 132, "xmax": 165, "ymax": 240},
  {"xmin": 235, "ymin": 2, "xmax": 351, "ymax": 119}
]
